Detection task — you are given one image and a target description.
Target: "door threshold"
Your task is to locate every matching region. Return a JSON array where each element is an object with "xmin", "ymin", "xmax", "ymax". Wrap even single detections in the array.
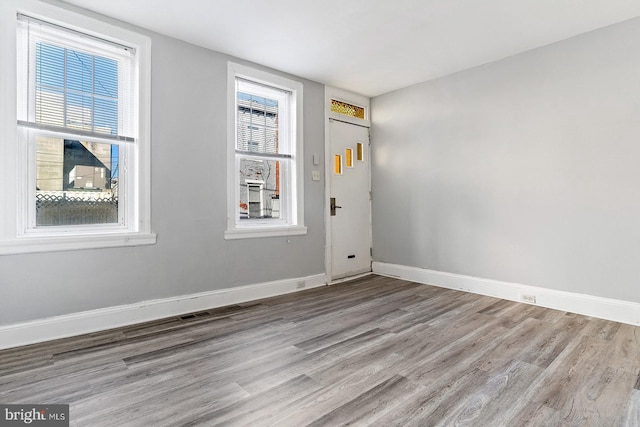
[{"xmin": 329, "ymin": 271, "xmax": 373, "ymax": 285}]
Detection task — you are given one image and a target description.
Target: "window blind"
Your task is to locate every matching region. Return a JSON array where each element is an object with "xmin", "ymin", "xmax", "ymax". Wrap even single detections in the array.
[{"xmin": 17, "ymin": 14, "xmax": 136, "ymax": 142}]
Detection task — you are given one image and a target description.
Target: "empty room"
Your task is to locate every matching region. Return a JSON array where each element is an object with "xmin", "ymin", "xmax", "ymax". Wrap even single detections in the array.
[{"xmin": 1, "ymin": 0, "xmax": 640, "ymax": 425}]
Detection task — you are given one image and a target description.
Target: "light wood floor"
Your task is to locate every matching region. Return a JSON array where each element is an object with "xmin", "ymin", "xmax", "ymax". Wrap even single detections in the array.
[{"xmin": 1, "ymin": 275, "xmax": 640, "ymax": 426}]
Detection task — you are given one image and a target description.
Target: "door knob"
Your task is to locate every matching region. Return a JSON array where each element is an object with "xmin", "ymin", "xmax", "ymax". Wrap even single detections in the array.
[{"xmin": 330, "ymin": 197, "xmax": 342, "ymax": 216}]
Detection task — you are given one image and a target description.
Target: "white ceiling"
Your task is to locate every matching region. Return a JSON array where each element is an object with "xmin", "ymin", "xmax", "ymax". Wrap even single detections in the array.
[{"xmin": 61, "ymin": 0, "xmax": 640, "ymax": 97}]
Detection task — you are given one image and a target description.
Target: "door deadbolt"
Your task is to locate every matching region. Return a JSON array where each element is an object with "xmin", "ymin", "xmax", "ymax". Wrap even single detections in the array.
[{"xmin": 330, "ymin": 197, "xmax": 342, "ymax": 216}]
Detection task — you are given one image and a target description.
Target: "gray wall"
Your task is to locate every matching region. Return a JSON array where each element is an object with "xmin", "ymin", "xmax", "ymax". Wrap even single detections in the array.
[
  {"xmin": 372, "ymin": 17, "xmax": 640, "ymax": 303},
  {"xmin": 0, "ymin": 5, "xmax": 326, "ymax": 325}
]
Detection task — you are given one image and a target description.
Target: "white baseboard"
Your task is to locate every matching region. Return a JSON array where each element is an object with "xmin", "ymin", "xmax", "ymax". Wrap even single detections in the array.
[
  {"xmin": 0, "ymin": 273, "xmax": 327, "ymax": 350},
  {"xmin": 373, "ymin": 262, "xmax": 640, "ymax": 326}
]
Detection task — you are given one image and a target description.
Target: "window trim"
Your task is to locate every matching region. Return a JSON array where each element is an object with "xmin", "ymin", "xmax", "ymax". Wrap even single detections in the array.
[
  {"xmin": 0, "ymin": 2, "xmax": 155, "ymax": 255},
  {"xmin": 225, "ymin": 62, "xmax": 306, "ymax": 240}
]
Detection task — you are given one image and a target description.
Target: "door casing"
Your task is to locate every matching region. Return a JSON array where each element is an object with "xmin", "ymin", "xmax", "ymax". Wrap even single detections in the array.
[{"xmin": 324, "ymin": 86, "xmax": 371, "ymax": 283}]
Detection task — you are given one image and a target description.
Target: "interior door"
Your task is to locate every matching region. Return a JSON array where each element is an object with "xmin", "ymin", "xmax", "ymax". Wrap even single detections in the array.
[{"xmin": 330, "ymin": 119, "xmax": 371, "ymax": 280}]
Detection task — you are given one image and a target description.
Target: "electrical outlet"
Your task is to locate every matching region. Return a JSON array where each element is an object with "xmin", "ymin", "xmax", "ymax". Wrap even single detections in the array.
[
  {"xmin": 297, "ymin": 281, "xmax": 306, "ymax": 289},
  {"xmin": 521, "ymin": 294, "xmax": 536, "ymax": 304}
]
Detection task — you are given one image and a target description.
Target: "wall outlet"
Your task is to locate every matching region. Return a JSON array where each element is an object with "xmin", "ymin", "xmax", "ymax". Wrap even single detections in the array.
[
  {"xmin": 297, "ymin": 281, "xmax": 306, "ymax": 289},
  {"xmin": 521, "ymin": 294, "xmax": 536, "ymax": 304}
]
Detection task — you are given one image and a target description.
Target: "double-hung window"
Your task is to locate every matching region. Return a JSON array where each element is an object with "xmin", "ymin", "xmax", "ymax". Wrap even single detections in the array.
[
  {"xmin": 226, "ymin": 63, "xmax": 306, "ymax": 239},
  {"xmin": 0, "ymin": 7, "xmax": 154, "ymax": 254}
]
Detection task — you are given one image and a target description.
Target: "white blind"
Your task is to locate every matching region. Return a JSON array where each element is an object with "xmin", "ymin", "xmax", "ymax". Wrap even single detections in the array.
[{"xmin": 17, "ymin": 14, "xmax": 137, "ymax": 142}]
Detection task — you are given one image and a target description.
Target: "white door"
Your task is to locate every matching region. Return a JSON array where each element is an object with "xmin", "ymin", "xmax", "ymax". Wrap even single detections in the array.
[{"xmin": 329, "ymin": 119, "xmax": 371, "ymax": 280}]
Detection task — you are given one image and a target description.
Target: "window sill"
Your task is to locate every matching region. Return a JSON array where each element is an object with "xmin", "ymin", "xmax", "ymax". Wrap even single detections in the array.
[
  {"xmin": 0, "ymin": 232, "xmax": 157, "ymax": 255},
  {"xmin": 224, "ymin": 225, "xmax": 307, "ymax": 240}
]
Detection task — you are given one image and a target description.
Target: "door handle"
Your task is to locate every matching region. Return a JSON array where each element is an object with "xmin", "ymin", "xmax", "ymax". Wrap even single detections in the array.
[{"xmin": 330, "ymin": 197, "xmax": 342, "ymax": 216}]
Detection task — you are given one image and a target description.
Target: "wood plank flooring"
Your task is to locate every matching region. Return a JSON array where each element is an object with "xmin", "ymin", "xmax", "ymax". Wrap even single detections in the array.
[{"xmin": 1, "ymin": 274, "xmax": 640, "ymax": 426}]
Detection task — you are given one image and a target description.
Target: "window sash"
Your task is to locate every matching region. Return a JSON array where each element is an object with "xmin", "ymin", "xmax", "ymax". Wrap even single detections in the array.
[
  {"xmin": 236, "ymin": 153, "xmax": 292, "ymax": 224},
  {"xmin": 236, "ymin": 78, "xmax": 291, "ymax": 156},
  {"xmin": 21, "ymin": 127, "xmax": 132, "ymax": 234},
  {"xmin": 17, "ymin": 14, "xmax": 137, "ymax": 142}
]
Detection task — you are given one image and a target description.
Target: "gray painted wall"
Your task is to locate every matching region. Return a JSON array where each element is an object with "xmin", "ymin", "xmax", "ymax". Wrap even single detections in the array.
[
  {"xmin": 372, "ymin": 17, "xmax": 640, "ymax": 303},
  {"xmin": 0, "ymin": 4, "xmax": 326, "ymax": 325}
]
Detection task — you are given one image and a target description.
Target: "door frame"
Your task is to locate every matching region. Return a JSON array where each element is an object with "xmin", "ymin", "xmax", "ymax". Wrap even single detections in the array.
[{"xmin": 324, "ymin": 86, "xmax": 371, "ymax": 283}]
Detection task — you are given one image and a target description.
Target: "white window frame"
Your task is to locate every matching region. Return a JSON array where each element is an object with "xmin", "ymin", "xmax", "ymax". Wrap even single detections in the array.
[
  {"xmin": 225, "ymin": 62, "xmax": 306, "ymax": 239},
  {"xmin": 0, "ymin": 1, "xmax": 155, "ymax": 255}
]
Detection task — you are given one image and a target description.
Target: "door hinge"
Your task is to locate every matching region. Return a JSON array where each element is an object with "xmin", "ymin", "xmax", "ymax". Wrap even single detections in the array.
[
  {"xmin": 369, "ymin": 191, "xmax": 372, "ymax": 201},
  {"xmin": 370, "ymin": 247, "xmax": 373, "ymax": 257}
]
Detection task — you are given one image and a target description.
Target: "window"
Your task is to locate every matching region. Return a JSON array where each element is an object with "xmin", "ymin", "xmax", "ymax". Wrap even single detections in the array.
[
  {"xmin": 330, "ymin": 99, "xmax": 366, "ymax": 120},
  {"xmin": 226, "ymin": 63, "xmax": 306, "ymax": 239},
  {"xmin": 0, "ymin": 7, "xmax": 154, "ymax": 254}
]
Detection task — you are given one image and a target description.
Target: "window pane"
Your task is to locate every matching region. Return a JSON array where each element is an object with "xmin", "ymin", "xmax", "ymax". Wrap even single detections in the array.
[
  {"xmin": 94, "ymin": 98, "xmax": 118, "ymax": 135},
  {"xmin": 346, "ymin": 148, "xmax": 353, "ymax": 168},
  {"xmin": 94, "ymin": 56, "xmax": 118, "ymax": 98},
  {"xmin": 237, "ymin": 92, "xmax": 279, "ymax": 154},
  {"xmin": 66, "ymin": 92, "xmax": 92, "ymax": 130},
  {"xmin": 36, "ymin": 136, "xmax": 119, "ymax": 226},
  {"xmin": 36, "ymin": 43, "xmax": 64, "ymax": 90},
  {"xmin": 238, "ymin": 158, "xmax": 284, "ymax": 220},
  {"xmin": 331, "ymin": 99, "xmax": 365, "ymax": 119},
  {"xmin": 66, "ymin": 50, "xmax": 92, "ymax": 93},
  {"xmin": 35, "ymin": 88, "xmax": 64, "ymax": 127}
]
